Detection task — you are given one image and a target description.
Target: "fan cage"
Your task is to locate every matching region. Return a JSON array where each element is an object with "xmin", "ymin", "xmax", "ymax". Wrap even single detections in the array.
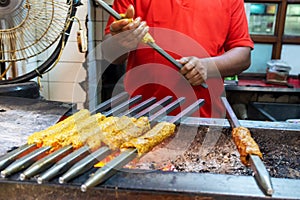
[{"xmin": 0, "ymin": 0, "xmax": 74, "ymax": 62}]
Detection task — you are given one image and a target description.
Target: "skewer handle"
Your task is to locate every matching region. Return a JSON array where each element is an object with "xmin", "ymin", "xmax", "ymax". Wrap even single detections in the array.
[
  {"xmin": 250, "ymin": 155, "xmax": 274, "ymax": 196},
  {"xmin": 81, "ymin": 148, "xmax": 137, "ymax": 192},
  {"xmin": 81, "ymin": 98, "xmax": 205, "ymax": 191},
  {"xmin": 221, "ymin": 97, "xmax": 240, "ymax": 127},
  {"xmin": 221, "ymin": 97, "xmax": 274, "ymax": 196}
]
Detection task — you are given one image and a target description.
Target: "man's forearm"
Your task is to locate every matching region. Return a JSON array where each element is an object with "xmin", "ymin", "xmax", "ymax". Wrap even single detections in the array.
[{"xmin": 207, "ymin": 47, "xmax": 252, "ymax": 78}]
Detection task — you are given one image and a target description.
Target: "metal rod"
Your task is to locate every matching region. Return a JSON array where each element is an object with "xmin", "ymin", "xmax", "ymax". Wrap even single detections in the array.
[
  {"xmin": 1, "ymin": 146, "xmax": 51, "ymax": 178},
  {"xmin": 95, "ymin": 0, "xmax": 208, "ymax": 89},
  {"xmin": 134, "ymin": 96, "xmax": 173, "ymax": 118},
  {"xmin": 37, "ymin": 146, "xmax": 91, "ymax": 184},
  {"xmin": 19, "ymin": 145, "xmax": 73, "ymax": 180},
  {"xmin": 91, "ymin": 92, "xmax": 129, "ymax": 114},
  {"xmin": 81, "ymin": 98, "xmax": 204, "ymax": 192},
  {"xmin": 0, "ymin": 144, "xmax": 37, "ymax": 171},
  {"xmin": 221, "ymin": 97, "xmax": 274, "ymax": 196},
  {"xmin": 59, "ymin": 146, "xmax": 111, "ymax": 184},
  {"xmin": 120, "ymin": 97, "xmax": 156, "ymax": 117},
  {"xmin": 103, "ymin": 95, "xmax": 142, "ymax": 116},
  {"xmin": 249, "ymin": 155, "xmax": 274, "ymax": 196},
  {"xmin": 221, "ymin": 97, "xmax": 241, "ymax": 127},
  {"xmin": 149, "ymin": 97, "xmax": 185, "ymax": 122},
  {"xmin": 170, "ymin": 99, "xmax": 204, "ymax": 124},
  {"xmin": 95, "ymin": 0, "xmax": 122, "ymax": 20},
  {"xmin": 37, "ymin": 97, "xmax": 151, "ymax": 183},
  {"xmin": 81, "ymin": 148, "xmax": 137, "ymax": 192},
  {"xmin": 58, "ymin": 97, "xmax": 179, "ymax": 183}
]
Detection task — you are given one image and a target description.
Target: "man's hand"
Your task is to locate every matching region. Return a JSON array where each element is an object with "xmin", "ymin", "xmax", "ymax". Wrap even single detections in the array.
[
  {"xmin": 109, "ymin": 5, "xmax": 149, "ymax": 50},
  {"xmin": 178, "ymin": 57, "xmax": 208, "ymax": 86}
]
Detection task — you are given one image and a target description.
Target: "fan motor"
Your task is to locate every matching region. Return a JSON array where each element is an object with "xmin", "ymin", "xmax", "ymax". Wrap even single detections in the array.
[{"xmin": 0, "ymin": 0, "xmax": 10, "ymax": 7}]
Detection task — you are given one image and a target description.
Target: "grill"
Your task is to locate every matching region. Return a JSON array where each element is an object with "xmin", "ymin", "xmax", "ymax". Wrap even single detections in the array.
[{"xmin": 0, "ymin": 92, "xmax": 299, "ymax": 200}]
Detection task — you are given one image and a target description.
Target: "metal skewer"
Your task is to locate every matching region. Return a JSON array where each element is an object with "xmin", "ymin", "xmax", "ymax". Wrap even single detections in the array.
[
  {"xmin": 95, "ymin": 0, "xmax": 208, "ymax": 89},
  {"xmin": 36, "ymin": 96, "xmax": 169, "ymax": 183},
  {"xmin": 1, "ymin": 94, "xmax": 140, "ymax": 179},
  {"xmin": 59, "ymin": 97, "xmax": 185, "ymax": 184},
  {"xmin": 81, "ymin": 98, "xmax": 204, "ymax": 192},
  {"xmin": 59, "ymin": 96, "xmax": 174, "ymax": 184},
  {"xmin": 1, "ymin": 146, "xmax": 51, "ymax": 178},
  {"xmin": 0, "ymin": 93, "xmax": 128, "ymax": 172},
  {"xmin": 221, "ymin": 97, "xmax": 274, "ymax": 196},
  {"xmin": 30, "ymin": 96, "xmax": 152, "ymax": 183},
  {"xmin": 0, "ymin": 143, "xmax": 37, "ymax": 171}
]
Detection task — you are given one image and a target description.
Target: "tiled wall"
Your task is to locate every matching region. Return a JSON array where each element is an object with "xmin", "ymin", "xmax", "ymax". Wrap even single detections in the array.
[{"xmin": 36, "ymin": 0, "xmax": 113, "ymax": 110}]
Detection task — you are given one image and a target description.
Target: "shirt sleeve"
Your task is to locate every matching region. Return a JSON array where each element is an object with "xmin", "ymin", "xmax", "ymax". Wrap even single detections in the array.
[
  {"xmin": 104, "ymin": 0, "xmax": 134, "ymax": 35},
  {"xmin": 224, "ymin": 0, "xmax": 254, "ymax": 51}
]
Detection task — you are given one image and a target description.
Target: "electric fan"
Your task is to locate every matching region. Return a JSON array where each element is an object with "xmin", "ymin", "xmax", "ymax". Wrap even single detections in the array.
[{"xmin": 0, "ymin": 0, "xmax": 82, "ymax": 85}]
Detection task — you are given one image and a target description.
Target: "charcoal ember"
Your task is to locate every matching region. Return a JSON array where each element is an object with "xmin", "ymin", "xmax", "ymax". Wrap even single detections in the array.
[
  {"xmin": 172, "ymin": 126, "xmax": 251, "ymax": 176},
  {"xmin": 251, "ymin": 129, "xmax": 300, "ymax": 179},
  {"xmin": 129, "ymin": 124, "xmax": 300, "ymax": 179}
]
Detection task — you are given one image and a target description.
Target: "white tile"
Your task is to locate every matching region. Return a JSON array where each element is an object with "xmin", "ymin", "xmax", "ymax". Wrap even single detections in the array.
[
  {"xmin": 76, "ymin": 3, "xmax": 88, "ymax": 21},
  {"xmin": 95, "ymin": 6, "xmax": 104, "ymax": 21},
  {"xmin": 48, "ymin": 62, "xmax": 86, "ymax": 83},
  {"xmin": 95, "ymin": 21, "xmax": 104, "ymax": 41},
  {"xmin": 39, "ymin": 81, "xmax": 50, "ymax": 99},
  {"xmin": 76, "ymin": 102, "xmax": 85, "ymax": 109},
  {"xmin": 49, "ymin": 82, "xmax": 86, "ymax": 103},
  {"xmin": 104, "ymin": 0, "xmax": 114, "ymax": 5},
  {"xmin": 60, "ymin": 41, "xmax": 86, "ymax": 62}
]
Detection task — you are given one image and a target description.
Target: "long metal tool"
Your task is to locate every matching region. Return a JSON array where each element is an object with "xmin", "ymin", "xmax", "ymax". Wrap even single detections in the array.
[
  {"xmin": 58, "ymin": 97, "xmax": 184, "ymax": 184},
  {"xmin": 24, "ymin": 96, "xmax": 155, "ymax": 182},
  {"xmin": 0, "ymin": 144, "xmax": 37, "ymax": 171},
  {"xmin": 36, "ymin": 97, "xmax": 177, "ymax": 183},
  {"xmin": 0, "ymin": 93, "xmax": 128, "ymax": 171},
  {"xmin": 1, "ymin": 94, "xmax": 141, "ymax": 179},
  {"xmin": 95, "ymin": 0, "xmax": 208, "ymax": 89},
  {"xmin": 81, "ymin": 98, "xmax": 204, "ymax": 192},
  {"xmin": 58, "ymin": 96, "xmax": 173, "ymax": 184},
  {"xmin": 221, "ymin": 97, "xmax": 274, "ymax": 196}
]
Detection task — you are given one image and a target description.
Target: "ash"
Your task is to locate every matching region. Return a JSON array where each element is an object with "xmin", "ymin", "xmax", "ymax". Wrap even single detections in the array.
[
  {"xmin": 134, "ymin": 125, "xmax": 300, "ymax": 179},
  {"xmin": 172, "ymin": 126, "xmax": 252, "ymax": 176}
]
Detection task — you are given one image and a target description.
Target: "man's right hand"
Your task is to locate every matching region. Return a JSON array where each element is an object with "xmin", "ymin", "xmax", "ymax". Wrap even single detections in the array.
[{"xmin": 109, "ymin": 5, "xmax": 149, "ymax": 50}]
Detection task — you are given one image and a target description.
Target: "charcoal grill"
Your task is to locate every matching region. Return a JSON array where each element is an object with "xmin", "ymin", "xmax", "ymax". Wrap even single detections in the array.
[{"xmin": 0, "ymin": 92, "xmax": 299, "ymax": 200}]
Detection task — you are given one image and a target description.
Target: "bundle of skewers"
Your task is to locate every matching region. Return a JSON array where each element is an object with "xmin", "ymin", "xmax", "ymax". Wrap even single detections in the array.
[{"xmin": 0, "ymin": 93, "xmax": 274, "ymax": 197}]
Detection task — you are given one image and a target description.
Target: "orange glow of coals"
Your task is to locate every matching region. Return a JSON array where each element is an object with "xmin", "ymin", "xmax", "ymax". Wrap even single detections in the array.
[{"xmin": 94, "ymin": 151, "xmax": 121, "ymax": 168}]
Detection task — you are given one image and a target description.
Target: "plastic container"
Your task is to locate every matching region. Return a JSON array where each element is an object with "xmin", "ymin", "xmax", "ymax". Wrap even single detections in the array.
[{"xmin": 266, "ymin": 60, "xmax": 291, "ymax": 83}]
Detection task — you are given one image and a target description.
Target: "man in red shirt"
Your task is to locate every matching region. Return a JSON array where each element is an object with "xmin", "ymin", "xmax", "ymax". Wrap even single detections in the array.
[{"xmin": 103, "ymin": 0, "xmax": 254, "ymax": 118}]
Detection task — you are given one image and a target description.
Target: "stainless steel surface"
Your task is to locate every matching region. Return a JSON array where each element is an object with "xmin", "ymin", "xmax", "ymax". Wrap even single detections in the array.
[
  {"xmin": 148, "ymin": 97, "xmax": 185, "ymax": 122},
  {"xmin": 221, "ymin": 97, "xmax": 240, "ymax": 127},
  {"xmin": 59, "ymin": 146, "xmax": 111, "ymax": 184},
  {"xmin": 134, "ymin": 96, "xmax": 173, "ymax": 118},
  {"xmin": 91, "ymin": 91, "xmax": 128, "ymax": 114},
  {"xmin": 221, "ymin": 97, "xmax": 274, "ymax": 196},
  {"xmin": 20, "ymin": 145, "xmax": 73, "ymax": 180},
  {"xmin": 81, "ymin": 148, "xmax": 137, "ymax": 192},
  {"xmin": 250, "ymin": 154, "xmax": 274, "ymax": 195},
  {"xmin": 103, "ymin": 95, "xmax": 142, "ymax": 116},
  {"xmin": 81, "ymin": 99, "xmax": 205, "ymax": 191},
  {"xmin": 0, "ymin": 144, "xmax": 36, "ymax": 171},
  {"xmin": 1, "ymin": 146, "xmax": 51, "ymax": 178},
  {"xmin": 37, "ymin": 145, "xmax": 91, "ymax": 184},
  {"xmin": 0, "ymin": 94, "xmax": 299, "ymax": 199},
  {"xmin": 120, "ymin": 97, "xmax": 156, "ymax": 116}
]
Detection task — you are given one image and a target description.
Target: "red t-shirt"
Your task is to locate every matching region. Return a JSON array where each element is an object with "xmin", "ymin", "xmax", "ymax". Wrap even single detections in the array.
[{"xmin": 104, "ymin": 0, "xmax": 254, "ymax": 118}]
